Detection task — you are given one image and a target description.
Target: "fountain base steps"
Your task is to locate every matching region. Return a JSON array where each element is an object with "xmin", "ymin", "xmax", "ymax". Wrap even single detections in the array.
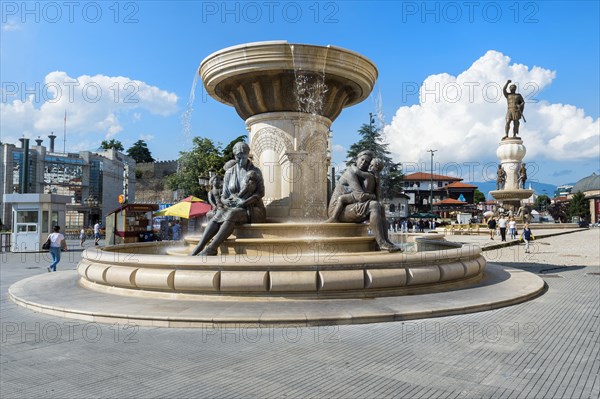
[
  {"xmin": 73, "ymin": 241, "xmax": 486, "ymax": 296},
  {"xmin": 9, "ymin": 264, "xmax": 545, "ymax": 327}
]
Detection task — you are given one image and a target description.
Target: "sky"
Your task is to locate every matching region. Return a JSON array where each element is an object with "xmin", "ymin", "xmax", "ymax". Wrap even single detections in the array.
[{"xmin": 1, "ymin": 0, "xmax": 599, "ymax": 188}]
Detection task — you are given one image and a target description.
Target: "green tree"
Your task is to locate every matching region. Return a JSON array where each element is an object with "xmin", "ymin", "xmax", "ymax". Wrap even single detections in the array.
[
  {"xmin": 166, "ymin": 137, "xmax": 223, "ymax": 199},
  {"xmin": 127, "ymin": 140, "xmax": 155, "ymax": 163},
  {"xmin": 548, "ymin": 201, "xmax": 568, "ymax": 223},
  {"xmin": 474, "ymin": 189, "xmax": 486, "ymax": 204},
  {"xmin": 100, "ymin": 139, "xmax": 124, "ymax": 151},
  {"xmin": 568, "ymin": 191, "xmax": 590, "ymax": 221},
  {"xmin": 345, "ymin": 123, "xmax": 404, "ymax": 198},
  {"xmin": 534, "ymin": 194, "xmax": 551, "ymax": 212}
]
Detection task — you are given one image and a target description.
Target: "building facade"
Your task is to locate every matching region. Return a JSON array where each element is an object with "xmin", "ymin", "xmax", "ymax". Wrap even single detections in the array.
[
  {"xmin": 1, "ymin": 137, "xmax": 136, "ymax": 229},
  {"xmin": 402, "ymin": 172, "xmax": 477, "ymax": 213},
  {"xmin": 569, "ymin": 173, "xmax": 600, "ymax": 223}
]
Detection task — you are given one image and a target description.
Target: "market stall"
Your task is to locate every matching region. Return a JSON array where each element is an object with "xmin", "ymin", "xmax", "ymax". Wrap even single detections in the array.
[{"xmin": 105, "ymin": 204, "xmax": 159, "ymax": 245}]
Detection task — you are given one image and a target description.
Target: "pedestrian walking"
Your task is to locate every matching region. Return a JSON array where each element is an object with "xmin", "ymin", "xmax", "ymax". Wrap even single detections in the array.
[
  {"xmin": 521, "ymin": 223, "xmax": 533, "ymax": 253},
  {"xmin": 487, "ymin": 217, "xmax": 497, "ymax": 240},
  {"xmin": 47, "ymin": 225, "xmax": 67, "ymax": 272},
  {"xmin": 498, "ymin": 215, "xmax": 508, "ymax": 241},
  {"xmin": 508, "ymin": 218, "xmax": 517, "ymax": 239},
  {"xmin": 79, "ymin": 227, "xmax": 86, "ymax": 246},
  {"xmin": 172, "ymin": 220, "xmax": 182, "ymax": 241},
  {"xmin": 94, "ymin": 222, "xmax": 101, "ymax": 246}
]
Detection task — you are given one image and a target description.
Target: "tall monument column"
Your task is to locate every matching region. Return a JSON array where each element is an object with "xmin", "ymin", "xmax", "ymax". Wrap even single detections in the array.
[
  {"xmin": 490, "ymin": 80, "xmax": 533, "ymax": 215},
  {"xmin": 496, "ymin": 138, "xmax": 526, "ymax": 190}
]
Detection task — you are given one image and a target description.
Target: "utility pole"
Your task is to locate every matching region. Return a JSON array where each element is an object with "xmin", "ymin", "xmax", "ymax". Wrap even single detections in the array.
[{"xmin": 427, "ymin": 149, "xmax": 437, "ymax": 212}]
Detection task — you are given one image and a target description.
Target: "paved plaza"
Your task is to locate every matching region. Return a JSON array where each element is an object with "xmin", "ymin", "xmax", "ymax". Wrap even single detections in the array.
[{"xmin": 1, "ymin": 228, "xmax": 599, "ymax": 398}]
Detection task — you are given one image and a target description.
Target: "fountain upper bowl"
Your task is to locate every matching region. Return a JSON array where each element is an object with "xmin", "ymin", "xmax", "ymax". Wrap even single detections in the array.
[{"xmin": 199, "ymin": 41, "xmax": 379, "ymax": 121}]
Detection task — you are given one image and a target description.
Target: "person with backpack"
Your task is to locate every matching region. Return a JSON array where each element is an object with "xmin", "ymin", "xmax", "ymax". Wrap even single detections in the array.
[{"xmin": 47, "ymin": 225, "xmax": 67, "ymax": 272}]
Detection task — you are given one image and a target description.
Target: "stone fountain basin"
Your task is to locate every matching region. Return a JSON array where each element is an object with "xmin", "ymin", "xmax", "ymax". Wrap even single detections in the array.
[
  {"xmin": 490, "ymin": 189, "xmax": 534, "ymax": 201},
  {"xmin": 77, "ymin": 240, "xmax": 486, "ymax": 298},
  {"xmin": 168, "ymin": 223, "xmax": 446, "ymax": 256},
  {"xmin": 199, "ymin": 41, "xmax": 378, "ymax": 121}
]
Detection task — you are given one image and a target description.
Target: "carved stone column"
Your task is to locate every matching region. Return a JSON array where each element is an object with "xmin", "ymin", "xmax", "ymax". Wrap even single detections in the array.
[
  {"xmin": 246, "ymin": 112, "xmax": 331, "ymax": 220},
  {"xmin": 490, "ymin": 137, "xmax": 534, "ymax": 212}
]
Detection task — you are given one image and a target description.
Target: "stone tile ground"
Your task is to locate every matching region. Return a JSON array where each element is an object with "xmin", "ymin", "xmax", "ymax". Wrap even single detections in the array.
[{"xmin": 1, "ymin": 229, "xmax": 598, "ymax": 398}]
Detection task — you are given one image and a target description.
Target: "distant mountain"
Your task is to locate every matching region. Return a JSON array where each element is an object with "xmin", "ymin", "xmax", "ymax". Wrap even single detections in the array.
[{"xmin": 467, "ymin": 181, "xmax": 558, "ymax": 200}]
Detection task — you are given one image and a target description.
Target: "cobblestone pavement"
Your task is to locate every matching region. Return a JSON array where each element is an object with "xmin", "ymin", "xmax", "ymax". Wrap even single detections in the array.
[{"xmin": 1, "ymin": 229, "xmax": 599, "ymax": 398}]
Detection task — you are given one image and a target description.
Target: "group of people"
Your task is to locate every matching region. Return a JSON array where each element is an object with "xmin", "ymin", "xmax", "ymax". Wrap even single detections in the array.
[
  {"xmin": 78, "ymin": 222, "xmax": 103, "ymax": 247},
  {"xmin": 487, "ymin": 215, "xmax": 534, "ymax": 253},
  {"xmin": 389, "ymin": 219, "xmax": 436, "ymax": 233},
  {"xmin": 47, "ymin": 222, "xmax": 102, "ymax": 272}
]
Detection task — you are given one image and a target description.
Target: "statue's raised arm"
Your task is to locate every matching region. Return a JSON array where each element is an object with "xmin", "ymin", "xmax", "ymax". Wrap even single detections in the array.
[{"xmin": 503, "ymin": 79, "xmax": 526, "ymax": 139}]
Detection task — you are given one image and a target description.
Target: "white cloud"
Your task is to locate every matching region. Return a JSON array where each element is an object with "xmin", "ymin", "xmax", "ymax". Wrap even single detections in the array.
[
  {"xmin": 1, "ymin": 71, "xmax": 178, "ymax": 144},
  {"xmin": 140, "ymin": 134, "xmax": 154, "ymax": 142},
  {"xmin": 384, "ymin": 50, "xmax": 599, "ymax": 166},
  {"xmin": 1, "ymin": 20, "xmax": 21, "ymax": 32},
  {"xmin": 332, "ymin": 144, "xmax": 345, "ymax": 153}
]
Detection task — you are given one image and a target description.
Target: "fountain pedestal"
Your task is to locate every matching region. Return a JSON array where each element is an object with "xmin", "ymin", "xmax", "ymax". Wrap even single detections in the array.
[{"xmin": 490, "ymin": 137, "xmax": 534, "ymax": 212}]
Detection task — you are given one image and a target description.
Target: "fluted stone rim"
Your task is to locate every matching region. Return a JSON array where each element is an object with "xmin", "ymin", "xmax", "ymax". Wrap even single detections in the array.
[
  {"xmin": 199, "ymin": 41, "xmax": 378, "ymax": 120},
  {"xmin": 490, "ymin": 189, "xmax": 534, "ymax": 201},
  {"xmin": 74, "ymin": 242, "xmax": 486, "ymax": 297}
]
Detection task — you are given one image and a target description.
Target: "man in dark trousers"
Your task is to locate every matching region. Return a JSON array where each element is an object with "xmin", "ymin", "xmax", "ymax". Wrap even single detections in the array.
[{"xmin": 487, "ymin": 217, "xmax": 497, "ymax": 240}]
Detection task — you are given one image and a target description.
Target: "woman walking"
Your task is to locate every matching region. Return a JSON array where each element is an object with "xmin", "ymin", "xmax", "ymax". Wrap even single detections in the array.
[
  {"xmin": 521, "ymin": 223, "xmax": 533, "ymax": 253},
  {"xmin": 47, "ymin": 225, "xmax": 67, "ymax": 272},
  {"xmin": 508, "ymin": 217, "xmax": 517, "ymax": 239}
]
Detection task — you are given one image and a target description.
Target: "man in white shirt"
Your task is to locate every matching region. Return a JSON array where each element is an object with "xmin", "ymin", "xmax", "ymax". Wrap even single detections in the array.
[
  {"xmin": 498, "ymin": 215, "xmax": 508, "ymax": 242},
  {"xmin": 94, "ymin": 222, "xmax": 101, "ymax": 246}
]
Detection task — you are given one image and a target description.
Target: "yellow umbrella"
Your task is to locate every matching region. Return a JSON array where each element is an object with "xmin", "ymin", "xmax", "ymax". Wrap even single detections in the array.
[{"xmin": 154, "ymin": 196, "xmax": 213, "ymax": 219}]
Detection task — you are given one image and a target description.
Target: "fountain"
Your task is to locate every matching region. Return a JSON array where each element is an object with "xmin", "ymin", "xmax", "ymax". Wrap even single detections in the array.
[
  {"xmin": 74, "ymin": 41, "xmax": 486, "ymax": 296},
  {"xmin": 8, "ymin": 43, "xmax": 546, "ymax": 326}
]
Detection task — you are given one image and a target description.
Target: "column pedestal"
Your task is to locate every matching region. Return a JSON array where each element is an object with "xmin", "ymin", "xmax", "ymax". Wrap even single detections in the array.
[{"xmin": 490, "ymin": 138, "xmax": 533, "ymax": 213}]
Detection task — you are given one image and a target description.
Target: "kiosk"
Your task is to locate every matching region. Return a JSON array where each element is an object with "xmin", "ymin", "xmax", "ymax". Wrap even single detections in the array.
[
  {"xmin": 105, "ymin": 204, "xmax": 158, "ymax": 245},
  {"xmin": 3, "ymin": 194, "xmax": 70, "ymax": 252}
]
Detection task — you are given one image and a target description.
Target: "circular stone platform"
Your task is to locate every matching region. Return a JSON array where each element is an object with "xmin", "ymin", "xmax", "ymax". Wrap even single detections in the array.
[{"xmin": 9, "ymin": 264, "xmax": 545, "ymax": 327}]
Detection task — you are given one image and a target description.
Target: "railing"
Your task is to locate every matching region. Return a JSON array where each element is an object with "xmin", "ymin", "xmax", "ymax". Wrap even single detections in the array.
[{"xmin": 0, "ymin": 233, "xmax": 11, "ymax": 253}]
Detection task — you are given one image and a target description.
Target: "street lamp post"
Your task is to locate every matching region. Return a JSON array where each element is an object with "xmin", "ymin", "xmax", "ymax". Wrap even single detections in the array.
[
  {"xmin": 427, "ymin": 149, "xmax": 437, "ymax": 212},
  {"xmin": 369, "ymin": 112, "xmax": 375, "ymax": 130}
]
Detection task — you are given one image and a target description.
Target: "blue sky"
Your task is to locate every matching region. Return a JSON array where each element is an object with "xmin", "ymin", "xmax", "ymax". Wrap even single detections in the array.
[{"xmin": 1, "ymin": 1, "xmax": 599, "ymax": 187}]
